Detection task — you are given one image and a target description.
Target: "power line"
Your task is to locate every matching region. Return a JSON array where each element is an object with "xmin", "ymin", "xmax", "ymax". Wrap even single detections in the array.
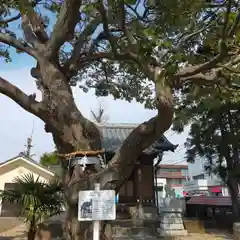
[
  {"xmin": 168, "ymin": 131, "xmax": 177, "ymax": 137},
  {"xmin": 174, "ymin": 146, "xmax": 186, "ymax": 154},
  {"xmin": 162, "ymin": 159, "xmax": 187, "ymax": 165}
]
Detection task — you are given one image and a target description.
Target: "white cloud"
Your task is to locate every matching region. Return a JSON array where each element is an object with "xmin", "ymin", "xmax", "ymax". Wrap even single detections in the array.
[{"xmin": 0, "ymin": 68, "xmax": 189, "ymax": 163}]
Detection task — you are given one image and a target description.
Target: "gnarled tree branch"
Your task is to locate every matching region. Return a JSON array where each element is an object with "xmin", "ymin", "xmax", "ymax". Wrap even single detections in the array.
[
  {"xmin": 97, "ymin": 0, "xmax": 117, "ymax": 53},
  {"xmin": 69, "ymin": 107, "xmax": 173, "ymax": 201},
  {"xmin": 0, "ymin": 33, "xmax": 37, "ymax": 58},
  {"xmin": 178, "ymin": 51, "xmax": 240, "ymax": 85},
  {"xmin": 175, "ymin": 40, "xmax": 228, "ymax": 79},
  {"xmin": 0, "ymin": 13, "xmax": 21, "ymax": 25},
  {"xmin": 20, "ymin": 0, "xmax": 49, "ymax": 47},
  {"xmin": 67, "ymin": 72, "xmax": 173, "ymax": 202},
  {"xmin": 64, "ymin": 17, "xmax": 101, "ymax": 76},
  {"xmin": 47, "ymin": 0, "xmax": 82, "ymax": 58},
  {"xmin": 0, "ymin": 76, "xmax": 43, "ymax": 117}
]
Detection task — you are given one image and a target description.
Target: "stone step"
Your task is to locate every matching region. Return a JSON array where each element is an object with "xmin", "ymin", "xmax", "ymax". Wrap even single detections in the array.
[
  {"xmin": 157, "ymin": 229, "xmax": 188, "ymax": 237},
  {"xmin": 112, "ymin": 226, "xmax": 155, "ymax": 238},
  {"xmin": 160, "ymin": 217, "xmax": 183, "ymax": 224},
  {"xmin": 159, "ymin": 208, "xmax": 183, "ymax": 213},
  {"xmin": 160, "ymin": 213, "xmax": 182, "ymax": 218},
  {"xmin": 160, "ymin": 223, "xmax": 185, "ymax": 230}
]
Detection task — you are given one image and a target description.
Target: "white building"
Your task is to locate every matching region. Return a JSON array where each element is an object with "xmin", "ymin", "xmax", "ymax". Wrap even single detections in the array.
[{"xmin": 184, "ymin": 157, "xmax": 229, "ymax": 196}]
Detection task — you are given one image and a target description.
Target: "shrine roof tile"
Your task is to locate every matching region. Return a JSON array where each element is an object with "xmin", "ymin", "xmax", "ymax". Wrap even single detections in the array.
[{"xmin": 99, "ymin": 123, "xmax": 177, "ymax": 154}]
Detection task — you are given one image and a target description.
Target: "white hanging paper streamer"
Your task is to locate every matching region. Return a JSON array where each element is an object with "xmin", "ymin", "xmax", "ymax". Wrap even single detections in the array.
[
  {"xmin": 98, "ymin": 154, "xmax": 106, "ymax": 168},
  {"xmin": 81, "ymin": 155, "xmax": 88, "ymax": 171}
]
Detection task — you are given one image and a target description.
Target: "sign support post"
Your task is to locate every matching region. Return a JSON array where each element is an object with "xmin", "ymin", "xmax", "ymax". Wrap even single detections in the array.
[{"xmin": 93, "ymin": 183, "xmax": 100, "ymax": 240}]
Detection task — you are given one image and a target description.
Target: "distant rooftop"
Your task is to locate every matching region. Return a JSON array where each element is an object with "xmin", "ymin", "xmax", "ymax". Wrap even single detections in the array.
[{"xmin": 159, "ymin": 164, "xmax": 188, "ymax": 169}]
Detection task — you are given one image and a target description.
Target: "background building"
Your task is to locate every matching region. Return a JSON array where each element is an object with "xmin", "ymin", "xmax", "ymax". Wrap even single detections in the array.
[
  {"xmin": 155, "ymin": 164, "xmax": 189, "ymax": 198},
  {"xmin": 184, "ymin": 157, "xmax": 229, "ymax": 196}
]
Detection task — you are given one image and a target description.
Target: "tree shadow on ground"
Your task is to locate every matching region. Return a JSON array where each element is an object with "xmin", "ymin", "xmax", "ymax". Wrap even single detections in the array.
[{"xmin": 0, "ymin": 234, "xmax": 26, "ymax": 240}]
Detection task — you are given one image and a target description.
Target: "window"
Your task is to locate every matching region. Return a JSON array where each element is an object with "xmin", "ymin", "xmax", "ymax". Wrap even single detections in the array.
[
  {"xmin": 167, "ymin": 179, "xmax": 183, "ymax": 185},
  {"xmin": 181, "ymin": 169, "xmax": 189, "ymax": 177},
  {"xmin": 160, "ymin": 168, "xmax": 180, "ymax": 173}
]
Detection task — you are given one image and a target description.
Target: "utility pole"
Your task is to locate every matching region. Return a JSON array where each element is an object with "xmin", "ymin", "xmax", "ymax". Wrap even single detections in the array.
[
  {"xmin": 25, "ymin": 137, "xmax": 33, "ymax": 157},
  {"xmin": 24, "ymin": 121, "xmax": 35, "ymax": 158}
]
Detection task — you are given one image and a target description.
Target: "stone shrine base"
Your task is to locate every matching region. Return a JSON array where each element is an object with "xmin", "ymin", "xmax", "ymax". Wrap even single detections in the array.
[
  {"xmin": 112, "ymin": 219, "xmax": 157, "ymax": 239},
  {"xmin": 234, "ymin": 222, "xmax": 240, "ymax": 240},
  {"xmin": 157, "ymin": 208, "xmax": 188, "ymax": 237}
]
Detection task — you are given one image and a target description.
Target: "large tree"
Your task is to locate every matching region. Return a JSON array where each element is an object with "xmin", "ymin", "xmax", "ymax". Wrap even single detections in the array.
[
  {"xmin": 1, "ymin": 0, "xmax": 240, "ymax": 239},
  {"xmin": 173, "ymin": 79, "xmax": 240, "ymax": 220}
]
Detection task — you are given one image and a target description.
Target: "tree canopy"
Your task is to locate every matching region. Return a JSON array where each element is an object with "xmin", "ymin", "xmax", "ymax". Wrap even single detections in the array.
[
  {"xmin": 172, "ymin": 71, "xmax": 240, "ymax": 217},
  {"xmin": 1, "ymin": 0, "xmax": 240, "ymax": 238},
  {"xmin": 2, "ymin": 0, "xmax": 240, "ymax": 103}
]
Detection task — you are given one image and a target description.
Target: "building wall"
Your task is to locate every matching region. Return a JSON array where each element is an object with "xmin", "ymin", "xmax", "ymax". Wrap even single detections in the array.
[
  {"xmin": 0, "ymin": 161, "xmax": 53, "ymax": 215},
  {"xmin": 183, "ymin": 155, "xmax": 229, "ymax": 196},
  {"xmin": 183, "ymin": 178, "xmax": 228, "ymax": 196}
]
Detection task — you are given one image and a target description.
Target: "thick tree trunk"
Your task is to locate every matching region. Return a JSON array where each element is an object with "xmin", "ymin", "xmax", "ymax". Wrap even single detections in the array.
[
  {"xmin": 227, "ymin": 110, "xmax": 240, "ymax": 221},
  {"xmin": 228, "ymin": 178, "xmax": 240, "ymax": 221},
  {"xmin": 219, "ymin": 117, "xmax": 240, "ymax": 222},
  {"xmin": 32, "ymin": 61, "xmax": 102, "ymax": 240}
]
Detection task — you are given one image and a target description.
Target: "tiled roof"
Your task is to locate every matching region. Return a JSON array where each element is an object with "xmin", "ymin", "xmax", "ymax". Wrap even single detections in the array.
[
  {"xmin": 99, "ymin": 123, "xmax": 177, "ymax": 154},
  {"xmin": 186, "ymin": 196, "xmax": 234, "ymax": 206},
  {"xmin": 0, "ymin": 153, "xmax": 55, "ymax": 175},
  {"xmin": 100, "ymin": 124, "xmax": 135, "ymax": 152}
]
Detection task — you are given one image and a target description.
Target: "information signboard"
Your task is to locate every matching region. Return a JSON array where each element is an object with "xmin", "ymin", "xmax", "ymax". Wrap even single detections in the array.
[{"xmin": 78, "ymin": 189, "xmax": 116, "ymax": 221}]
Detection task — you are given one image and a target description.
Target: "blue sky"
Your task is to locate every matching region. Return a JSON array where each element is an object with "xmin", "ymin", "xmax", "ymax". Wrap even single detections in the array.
[{"xmin": 0, "ymin": 4, "xmax": 189, "ymax": 164}]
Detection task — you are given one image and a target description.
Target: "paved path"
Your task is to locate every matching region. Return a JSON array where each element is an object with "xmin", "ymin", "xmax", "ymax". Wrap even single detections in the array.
[
  {"xmin": 0, "ymin": 218, "xmax": 24, "ymax": 234},
  {"xmin": 0, "ymin": 224, "xmax": 26, "ymax": 240},
  {"xmin": 0, "ymin": 224, "xmax": 234, "ymax": 240},
  {"xmin": 115, "ymin": 234, "xmax": 233, "ymax": 240}
]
